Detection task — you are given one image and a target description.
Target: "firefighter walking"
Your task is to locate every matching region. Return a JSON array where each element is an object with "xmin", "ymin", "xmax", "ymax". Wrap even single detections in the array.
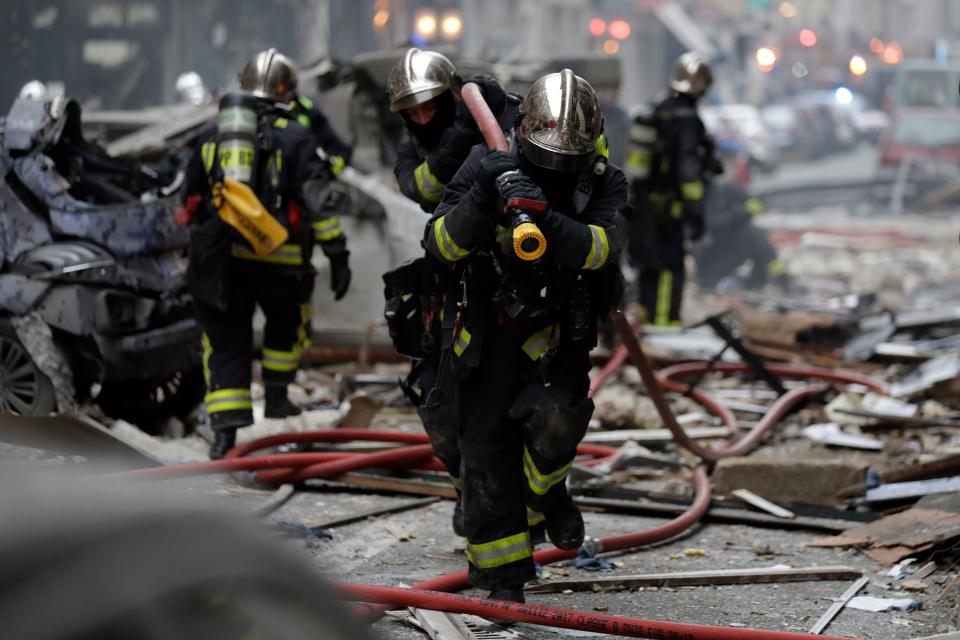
[
  {"xmin": 625, "ymin": 52, "xmax": 719, "ymax": 326},
  {"xmin": 386, "ymin": 48, "xmax": 517, "ymax": 536},
  {"xmin": 184, "ymin": 89, "xmax": 350, "ymax": 460},
  {"xmin": 425, "ymin": 70, "xmax": 628, "ymax": 601}
]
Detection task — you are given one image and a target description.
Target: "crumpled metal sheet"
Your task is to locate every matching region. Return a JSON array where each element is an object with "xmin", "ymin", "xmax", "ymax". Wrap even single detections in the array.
[
  {"xmin": 0, "ymin": 274, "xmax": 51, "ymax": 315},
  {"xmin": 11, "ymin": 311, "xmax": 76, "ymax": 412}
]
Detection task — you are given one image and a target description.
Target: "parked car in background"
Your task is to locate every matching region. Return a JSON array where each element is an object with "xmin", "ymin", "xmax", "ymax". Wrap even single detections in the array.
[
  {"xmin": 877, "ymin": 108, "xmax": 960, "ymax": 173},
  {"xmin": 796, "ymin": 89, "xmax": 890, "ymax": 146},
  {"xmin": 702, "ymin": 104, "xmax": 780, "ymax": 174}
]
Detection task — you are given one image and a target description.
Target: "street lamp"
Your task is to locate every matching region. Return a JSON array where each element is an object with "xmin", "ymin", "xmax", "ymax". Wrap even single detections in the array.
[
  {"xmin": 440, "ymin": 13, "xmax": 462, "ymax": 39},
  {"xmin": 415, "ymin": 11, "xmax": 437, "ymax": 40},
  {"xmin": 756, "ymin": 46, "xmax": 777, "ymax": 72},
  {"xmin": 849, "ymin": 55, "xmax": 868, "ymax": 76}
]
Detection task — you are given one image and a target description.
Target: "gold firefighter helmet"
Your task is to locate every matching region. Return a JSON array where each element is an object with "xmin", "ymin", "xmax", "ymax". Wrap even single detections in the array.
[
  {"xmin": 387, "ymin": 48, "xmax": 458, "ymax": 112},
  {"xmin": 670, "ymin": 52, "xmax": 713, "ymax": 98},
  {"xmin": 518, "ymin": 69, "xmax": 603, "ymax": 173},
  {"xmin": 239, "ymin": 48, "xmax": 299, "ymax": 101}
]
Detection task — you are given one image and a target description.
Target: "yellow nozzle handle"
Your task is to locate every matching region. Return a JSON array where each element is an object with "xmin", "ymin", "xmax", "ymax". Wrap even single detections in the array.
[{"xmin": 513, "ymin": 222, "xmax": 547, "ymax": 261}]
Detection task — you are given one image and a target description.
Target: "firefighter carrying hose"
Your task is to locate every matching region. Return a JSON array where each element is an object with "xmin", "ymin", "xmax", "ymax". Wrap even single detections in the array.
[
  {"xmin": 384, "ymin": 48, "xmax": 518, "ymax": 537},
  {"xmin": 625, "ymin": 52, "xmax": 721, "ymax": 326},
  {"xmin": 424, "ymin": 70, "xmax": 628, "ymax": 602},
  {"xmin": 184, "ymin": 88, "xmax": 350, "ymax": 460}
]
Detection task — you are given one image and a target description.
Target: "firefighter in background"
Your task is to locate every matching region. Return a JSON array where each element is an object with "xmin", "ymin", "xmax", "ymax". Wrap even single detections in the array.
[
  {"xmin": 184, "ymin": 90, "xmax": 351, "ymax": 460},
  {"xmin": 241, "ymin": 48, "xmax": 353, "ymax": 176},
  {"xmin": 693, "ymin": 182, "xmax": 791, "ymax": 291},
  {"xmin": 387, "ymin": 48, "xmax": 518, "ymax": 536},
  {"xmin": 425, "ymin": 70, "xmax": 628, "ymax": 602},
  {"xmin": 240, "ymin": 48, "xmax": 353, "ymax": 350},
  {"xmin": 625, "ymin": 52, "xmax": 720, "ymax": 326}
]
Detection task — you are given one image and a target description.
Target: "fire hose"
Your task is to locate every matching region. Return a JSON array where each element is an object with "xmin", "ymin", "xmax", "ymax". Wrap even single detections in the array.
[{"xmin": 110, "ymin": 310, "xmax": 877, "ymax": 639}]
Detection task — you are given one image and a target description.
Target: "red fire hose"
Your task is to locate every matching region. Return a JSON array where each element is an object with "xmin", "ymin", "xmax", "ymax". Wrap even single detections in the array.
[
  {"xmin": 338, "ymin": 583, "xmax": 851, "ymax": 640},
  {"xmin": 461, "ymin": 82, "xmax": 508, "ymax": 152},
  {"xmin": 108, "ymin": 313, "xmax": 879, "ymax": 638}
]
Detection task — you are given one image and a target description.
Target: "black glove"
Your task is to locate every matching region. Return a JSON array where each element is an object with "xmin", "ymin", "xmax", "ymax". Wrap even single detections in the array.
[
  {"xmin": 465, "ymin": 73, "xmax": 507, "ymax": 119},
  {"xmin": 330, "ymin": 253, "xmax": 351, "ymax": 301},
  {"xmin": 477, "ymin": 151, "xmax": 519, "ymax": 201},
  {"xmin": 495, "ymin": 171, "xmax": 545, "ymax": 204}
]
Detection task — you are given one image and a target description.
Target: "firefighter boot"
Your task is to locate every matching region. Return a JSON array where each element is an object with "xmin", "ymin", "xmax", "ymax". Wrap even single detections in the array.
[
  {"xmin": 452, "ymin": 496, "xmax": 466, "ymax": 537},
  {"xmin": 264, "ymin": 385, "xmax": 302, "ymax": 419},
  {"xmin": 544, "ymin": 495, "xmax": 584, "ymax": 551},
  {"xmin": 209, "ymin": 428, "xmax": 237, "ymax": 460},
  {"xmin": 487, "ymin": 588, "xmax": 525, "ymax": 604}
]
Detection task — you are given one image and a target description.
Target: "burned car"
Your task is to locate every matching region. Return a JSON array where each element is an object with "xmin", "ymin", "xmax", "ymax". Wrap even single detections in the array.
[{"xmin": 0, "ymin": 95, "xmax": 202, "ymax": 426}]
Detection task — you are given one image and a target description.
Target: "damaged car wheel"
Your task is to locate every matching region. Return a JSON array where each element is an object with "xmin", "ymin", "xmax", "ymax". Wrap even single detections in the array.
[
  {"xmin": 95, "ymin": 367, "xmax": 204, "ymax": 432},
  {"xmin": 0, "ymin": 322, "xmax": 56, "ymax": 416}
]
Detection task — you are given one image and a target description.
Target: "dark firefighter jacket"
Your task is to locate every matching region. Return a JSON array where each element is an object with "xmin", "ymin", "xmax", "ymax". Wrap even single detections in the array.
[
  {"xmin": 291, "ymin": 94, "xmax": 353, "ymax": 171},
  {"xmin": 184, "ymin": 117, "xmax": 346, "ymax": 309},
  {"xmin": 626, "ymin": 92, "xmax": 710, "ymax": 221},
  {"xmin": 424, "ymin": 144, "xmax": 629, "ymax": 364},
  {"xmin": 394, "ymin": 95, "xmax": 521, "ymax": 213}
]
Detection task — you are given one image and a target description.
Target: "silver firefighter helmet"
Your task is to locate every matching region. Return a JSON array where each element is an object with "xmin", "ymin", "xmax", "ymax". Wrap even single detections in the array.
[
  {"xmin": 518, "ymin": 69, "xmax": 603, "ymax": 173},
  {"xmin": 18, "ymin": 80, "xmax": 48, "ymax": 101},
  {"xmin": 670, "ymin": 52, "xmax": 713, "ymax": 98},
  {"xmin": 239, "ymin": 48, "xmax": 299, "ymax": 101},
  {"xmin": 387, "ymin": 48, "xmax": 457, "ymax": 112}
]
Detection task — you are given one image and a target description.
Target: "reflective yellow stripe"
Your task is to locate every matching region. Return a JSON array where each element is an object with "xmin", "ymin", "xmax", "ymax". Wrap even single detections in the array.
[
  {"xmin": 451, "ymin": 475, "xmax": 463, "ymax": 490},
  {"xmin": 681, "ymin": 181, "xmax": 704, "ymax": 201},
  {"xmin": 313, "ymin": 216, "xmax": 343, "ymax": 241},
  {"xmin": 595, "ymin": 134, "xmax": 609, "ymax": 159},
  {"xmin": 201, "ymin": 142, "xmax": 216, "ymax": 173},
  {"xmin": 523, "ymin": 447, "xmax": 573, "ymax": 496},
  {"xmin": 746, "ymin": 197, "xmax": 765, "ymax": 215},
  {"xmin": 527, "ymin": 507, "xmax": 545, "ymax": 527},
  {"xmin": 582, "ymin": 225, "xmax": 610, "ymax": 270},
  {"xmin": 670, "ymin": 201, "xmax": 684, "ymax": 219},
  {"xmin": 201, "ymin": 334, "xmax": 213, "ymax": 388},
  {"xmin": 205, "ymin": 388, "xmax": 253, "ymax": 414},
  {"xmin": 466, "ymin": 532, "xmax": 532, "ymax": 569},
  {"xmin": 768, "ymin": 259, "xmax": 788, "ymax": 277},
  {"xmin": 433, "ymin": 217, "xmax": 469, "ymax": 262},
  {"xmin": 297, "ymin": 113, "xmax": 311, "ymax": 128},
  {"xmin": 262, "ymin": 347, "xmax": 300, "ymax": 372},
  {"xmin": 274, "ymin": 117, "xmax": 288, "ymax": 128},
  {"xmin": 453, "ymin": 326, "xmax": 472, "ymax": 357},
  {"xmin": 655, "ymin": 271, "xmax": 673, "ymax": 327},
  {"xmin": 415, "ymin": 161, "xmax": 445, "ymax": 203},
  {"xmin": 330, "ymin": 155, "xmax": 346, "ymax": 176},
  {"xmin": 231, "ymin": 243, "xmax": 303, "ymax": 265},
  {"xmin": 630, "ymin": 124, "xmax": 658, "ymax": 142},
  {"xmin": 521, "ymin": 324, "xmax": 558, "ymax": 361},
  {"xmin": 297, "ymin": 95, "xmax": 314, "ymax": 110},
  {"xmin": 298, "ymin": 303, "xmax": 312, "ymax": 350}
]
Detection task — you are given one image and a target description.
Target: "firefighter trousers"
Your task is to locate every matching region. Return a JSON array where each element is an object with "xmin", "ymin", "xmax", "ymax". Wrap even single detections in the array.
[
  {"xmin": 632, "ymin": 211, "xmax": 686, "ymax": 327},
  {"xmin": 458, "ymin": 322, "xmax": 593, "ymax": 590},
  {"xmin": 416, "ymin": 348, "xmax": 462, "ymax": 489},
  {"xmin": 195, "ymin": 261, "xmax": 313, "ymax": 430}
]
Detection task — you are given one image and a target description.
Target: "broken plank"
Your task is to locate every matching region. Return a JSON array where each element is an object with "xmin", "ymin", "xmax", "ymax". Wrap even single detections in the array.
[
  {"xmin": 336, "ymin": 473, "xmax": 458, "ymax": 499},
  {"xmin": 572, "ymin": 496, "xmax": 863, "ymax": 532},
  {"xmin": 809, "ymin": 576, "xmax": 870, "ymax": 635},
  {"xmin": 583, "ymin": 426, "xmax": 731, "ymax": 445},
  {"xmin": 308, "ymin": 496, "xmax": 440, "ymax": 530},
  {"xmin": 864, "ymin": 476, "xmax": 960, "ymax": 504},
  {"xmin": 526, "ymin": 566, "xmax": 863, "ymax": 593},
  {"xmin": 731, "ymin": 489, "xmax": 796, "ymax": 519}
]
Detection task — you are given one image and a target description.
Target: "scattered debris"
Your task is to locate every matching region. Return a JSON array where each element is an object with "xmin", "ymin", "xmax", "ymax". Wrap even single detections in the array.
[
  {"xmin": 711, "ymin": 457, "xmax": 869, "ymax": 507},
  {"xmin": 731, "ymin": 488, "xmax": 796, "ymax": 519},
  {"xmin": 803, "ymin": 423, "xmax": 884, "ymax": 451},
  {"xmin": 808, "ymin": 576, "xmax": 870, "ymax": 635},
  {"xmin": 847, "ymin": 596, "xmax": 920, "ymax": 613},
  {"xmin": 527, "ymin": 565, "xmax": 863, "ymax": 594}
]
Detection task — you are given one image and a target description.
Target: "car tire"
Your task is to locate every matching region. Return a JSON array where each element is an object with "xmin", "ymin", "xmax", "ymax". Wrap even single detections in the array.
[
  {"xmin": 95, "ymin": 366, "xmax": 204, "ymax": 432},
  {"xmin": 0, "ymin": 320, "xmax": 57, "ymax": 416}
]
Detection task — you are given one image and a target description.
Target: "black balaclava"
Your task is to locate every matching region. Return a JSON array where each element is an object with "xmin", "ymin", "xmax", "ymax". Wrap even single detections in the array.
[
  {"xmin": 400, "ymin": 90, "xmax": 456, "ymax": 150},
  {"xmin": 517, "ymin": 152, "xmax": 580, "ymax": 214}
]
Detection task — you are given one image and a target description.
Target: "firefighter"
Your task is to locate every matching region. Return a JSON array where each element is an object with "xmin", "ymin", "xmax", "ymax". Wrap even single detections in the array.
[
  {"xmin": 184, "ymin": 90, "xmax": 351, "ymax": 460},
  {"xmin": 240, "ymin": 48, "xmax": 353, "ymax": 176},
  {"xmin": 386, "ymin": 48, "xmax": 518, "ymax": 536},
  {"xmin": 625, "ymin": 52, "xmax": 719, "ymax": 326},
  {"xmin": 424, "ymin": 70, "xmax": 628, "ymax": 602},
  {"xmin": 241, "ymin": 49, "xmax": 353, "ymax": 351}
]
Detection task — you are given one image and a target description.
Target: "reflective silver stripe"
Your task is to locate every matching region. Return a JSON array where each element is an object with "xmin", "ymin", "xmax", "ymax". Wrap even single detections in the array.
[
  {"xmin": 582, "ymin": 225, "xmax": 609, "ymax": 270},
  {"xmin": 521, "ymin": 324, "xmax": 557, "ymax": 361},
  {"xmin": 523, "ymin": 446, "xmax": 573, "ymax": 496},
  {"xmin": 466, "ymin": 532, "xmax": 532, "ymax": 569}
]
